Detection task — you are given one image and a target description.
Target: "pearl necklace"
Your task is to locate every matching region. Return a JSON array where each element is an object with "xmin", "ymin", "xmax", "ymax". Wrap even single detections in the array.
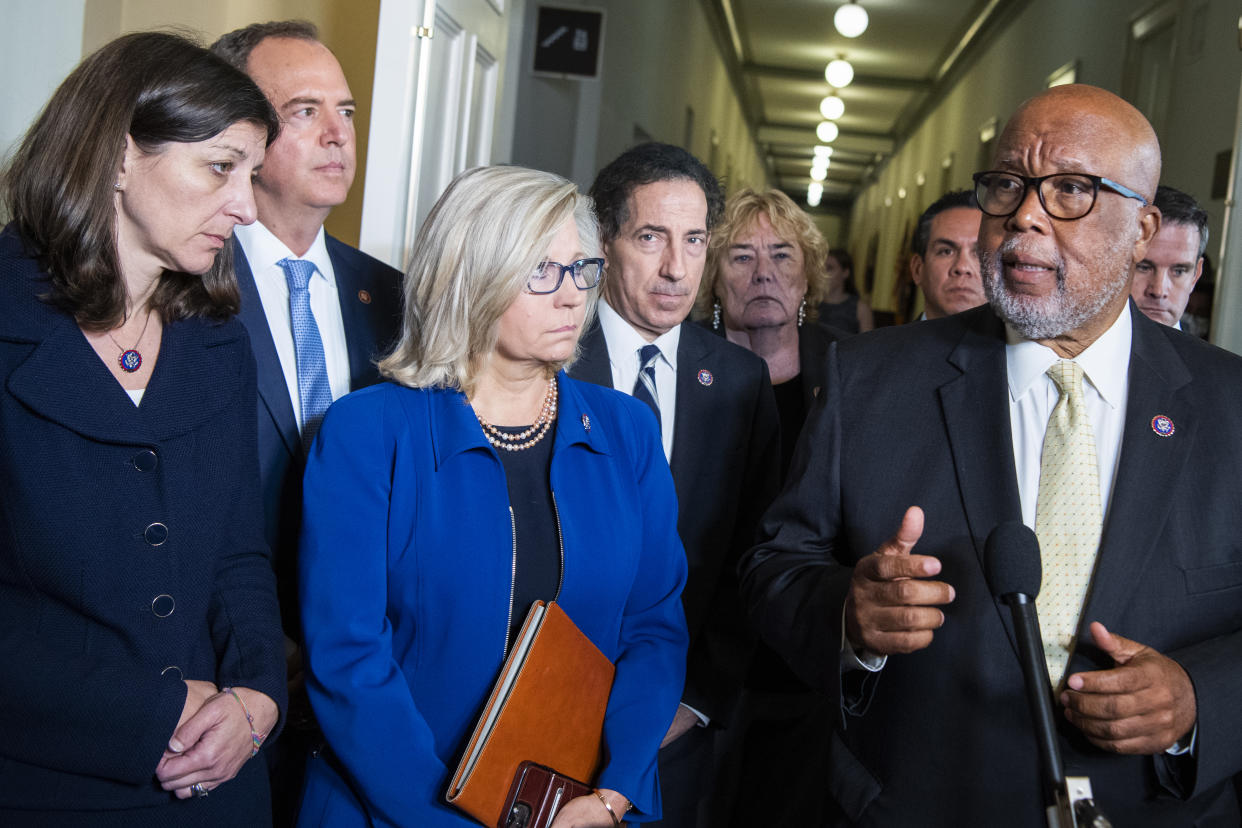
[{"xmin": 477, "ymin": 377, "xmax": 558, "ymax": 452}]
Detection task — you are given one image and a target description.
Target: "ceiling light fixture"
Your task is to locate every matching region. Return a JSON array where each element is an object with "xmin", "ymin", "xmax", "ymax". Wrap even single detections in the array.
[
  {"xmin": 833, "ymin": 2, "xmax": 869, "ymax": 38},
  {"xmin": 825, "ymin": 57, "xmax": 855, "ymax": 89},
  {"xmin": 807, "ymin": 182, "xmax": 823, "ymax": 207},
  {"xmin": 816, "ymin": 121, "xmax": 840, "ymax": 143},
  {"xmin": 819, "ymin": 94, "xmax": 845, "ymax": 120},
  {"xmin": 810, "ymin": 166, "xmax": 828, "ymax": 182},
  {"xmin": 813, "ymin": 145, "xmax": 834, "ymax": 158}
]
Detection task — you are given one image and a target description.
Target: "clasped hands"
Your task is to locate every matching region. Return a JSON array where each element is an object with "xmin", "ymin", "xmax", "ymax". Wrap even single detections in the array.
[
  {"xmin": 155, "ymin": 680, "xmax": 278, "ymax": 799},
  {"xmin": 843, "ymin": 505, "xmax": 1196, "ymax": 755}
]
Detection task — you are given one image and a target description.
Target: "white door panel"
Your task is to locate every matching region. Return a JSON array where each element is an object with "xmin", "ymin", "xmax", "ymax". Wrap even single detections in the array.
[{"xmin": 360, "ymin": 0, "xmax": 511, "ymax": 270}]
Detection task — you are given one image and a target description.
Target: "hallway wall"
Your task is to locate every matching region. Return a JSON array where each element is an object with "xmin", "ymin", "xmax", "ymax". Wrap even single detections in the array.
[{"xmin": 509, "ymin": 0, "xmax": 769, "ymax": 197}]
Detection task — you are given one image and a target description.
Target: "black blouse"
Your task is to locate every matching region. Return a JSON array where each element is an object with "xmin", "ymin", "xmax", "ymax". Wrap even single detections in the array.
[{"xmin": 493, "ymin": 422, "xmax": 562, "ymax": 651}]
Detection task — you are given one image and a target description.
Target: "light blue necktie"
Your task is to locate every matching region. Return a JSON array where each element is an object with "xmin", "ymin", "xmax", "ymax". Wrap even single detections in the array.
[
  {"xmin": 278, "ymin": 258, "xmax": 333, "ymax": 447},
  {"xmin": 632, "ymin": 343, "xmax": 661, "ymax": 429}
]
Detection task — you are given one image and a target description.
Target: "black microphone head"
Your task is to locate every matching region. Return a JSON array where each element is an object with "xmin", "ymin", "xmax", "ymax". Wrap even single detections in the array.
[{"xmin": 984, "ymin": 521, "xmax": 1042, "ymax": 599}]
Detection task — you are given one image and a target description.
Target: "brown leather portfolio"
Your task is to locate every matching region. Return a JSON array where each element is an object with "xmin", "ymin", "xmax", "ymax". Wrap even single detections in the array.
[{"xmin": 445, "ymin": 601, "xmax": 615, "ymax": 827}]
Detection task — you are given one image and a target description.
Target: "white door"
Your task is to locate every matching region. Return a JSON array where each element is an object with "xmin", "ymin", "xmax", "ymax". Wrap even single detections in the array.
[{"xmin": 359, "ymin": 0, "xmax": 513, "ymax": 270}]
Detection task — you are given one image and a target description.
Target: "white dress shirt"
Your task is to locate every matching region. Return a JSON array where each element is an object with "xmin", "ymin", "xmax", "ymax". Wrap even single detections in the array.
[
  {"xmin": 596, "ymin": 300, "xmax": 680, "ymax": 462},
  {"xmin": 235, "ymin": 221, "xmax": 351, "ymax": 432},
  {"xmin": 1007, "ymin": 303, "xmax": 1132, "ymax": 529}
]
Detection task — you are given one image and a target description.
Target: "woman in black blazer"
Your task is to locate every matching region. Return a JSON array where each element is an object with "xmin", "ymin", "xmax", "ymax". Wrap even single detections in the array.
[
  {"xmin": 695, "ymin": 187, "xmax": 844, "ymax": 826},
  {"xmin": 0, "ymin": 32, "xmax": 286, "ymax": 826}
]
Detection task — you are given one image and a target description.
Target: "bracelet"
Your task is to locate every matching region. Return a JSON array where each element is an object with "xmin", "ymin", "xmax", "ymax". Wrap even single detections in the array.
[
  {"xmin": 221, "ymin": 687, "xmax": 266, "ymax": 757},
  {"xmin": 593, "ymin": 789, "xmax": 622, "ymax": 827}
]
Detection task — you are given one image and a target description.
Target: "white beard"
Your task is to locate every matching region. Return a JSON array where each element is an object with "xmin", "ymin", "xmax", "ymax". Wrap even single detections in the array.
[{"xmin": 981, "ymin": 235, "xmax": 1133, "ymax": 340}]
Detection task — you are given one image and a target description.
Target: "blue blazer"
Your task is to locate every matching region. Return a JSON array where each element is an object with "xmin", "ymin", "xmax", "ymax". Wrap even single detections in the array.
[
  {"xmin": 0, "ymin": 226, "xmax": 286, "ymax": 818},
  {"xmin": 296, "ymin": 376, "xmax": 689, "ymax": 828},
  {"xmin": 233, "ymin": 236, "xmax": 401, "ymax": 631}
]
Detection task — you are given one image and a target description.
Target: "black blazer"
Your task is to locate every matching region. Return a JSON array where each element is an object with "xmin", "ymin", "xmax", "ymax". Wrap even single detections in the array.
[
  {"xmin": 0, "ymin": 226, "xmax": 286, "ymax": 819},
  {"xmin": 571, "ymin": 319, "xmax": 780, "ymax": 723},
  {"xmin": 741, "ymin": 304, "xmax": 1242, "ymax": 826},
  {"xmin": 233, "ymin": 236, "xmax": 401, "ymax": 632}
]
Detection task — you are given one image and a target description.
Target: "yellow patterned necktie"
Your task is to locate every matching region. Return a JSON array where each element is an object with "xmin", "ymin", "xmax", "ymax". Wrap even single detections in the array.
[{"xmin": 1034, "ymin": 360, "xmax": 1102, "ymax": 687}]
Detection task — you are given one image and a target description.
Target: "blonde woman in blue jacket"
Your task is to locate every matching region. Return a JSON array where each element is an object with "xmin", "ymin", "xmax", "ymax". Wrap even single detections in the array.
[{"xmin": 297, "ymin": 166, "xmax": 689, "ymax": 828}]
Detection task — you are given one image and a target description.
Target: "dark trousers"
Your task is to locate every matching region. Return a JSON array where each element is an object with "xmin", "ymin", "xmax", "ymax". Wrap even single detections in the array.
[{"xmin": 647, "ymin": 724, "xmax": 715, "ymax": 828}]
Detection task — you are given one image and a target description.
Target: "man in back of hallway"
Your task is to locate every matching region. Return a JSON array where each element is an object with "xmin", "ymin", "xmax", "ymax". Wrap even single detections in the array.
[{"xmin": 1131, "ymin": 184, "xmax": 1207, "ymax": 329}]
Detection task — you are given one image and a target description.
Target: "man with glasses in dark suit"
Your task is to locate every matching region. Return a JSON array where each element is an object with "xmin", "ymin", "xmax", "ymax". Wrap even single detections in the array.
[{"xmin": 741, "ymin": 84, "xmax": 1242, "ymax": 826}]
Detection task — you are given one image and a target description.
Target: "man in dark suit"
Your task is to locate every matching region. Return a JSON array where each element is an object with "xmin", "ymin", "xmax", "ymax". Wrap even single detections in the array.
[
  {"xmin": 210, "ymin": 21, "xmax": 401, "ymax": 822},
  {"xmin": 741, "ymin": 84, "xmax": 1242, "ymax": 826},
  {"xmin": 570, "ymin": 142, "xmax": 780, "ymax": 827}
]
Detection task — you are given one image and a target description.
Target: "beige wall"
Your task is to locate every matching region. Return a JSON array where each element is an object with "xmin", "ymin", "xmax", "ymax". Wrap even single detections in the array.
[
  {"xmin": 847, "ymin": 0, "xmax": 1242, "ymax": 317},
  {"xmin": 81, "ymin": 0, "xmax": 382, "ymax": 246}
]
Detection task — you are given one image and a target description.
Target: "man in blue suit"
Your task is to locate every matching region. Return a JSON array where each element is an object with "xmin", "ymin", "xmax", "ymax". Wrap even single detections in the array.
[{"xmin": 211, "ymin": 21, "xmax": 401, "ymax": 822}]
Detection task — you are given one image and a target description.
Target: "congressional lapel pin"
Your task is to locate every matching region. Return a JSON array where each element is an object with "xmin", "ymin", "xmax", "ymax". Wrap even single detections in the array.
[
  {"xmin": 357, "ymin": 289, "xmax": 372, "ymax": 304},
  {"xmin": 1150, "ymin": 414, "xmax": 1175, "ymax": 437},
  {"xmin": 697, "ymin": 368, "xmax": 714, "ymax": 386},
  {"xmin": 581, "ymin": 414, "xmax": 591, "ymax": 432}
]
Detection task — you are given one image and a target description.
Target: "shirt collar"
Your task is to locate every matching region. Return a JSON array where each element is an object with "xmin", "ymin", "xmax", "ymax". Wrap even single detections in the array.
[
  {"xmin": 1005, "ymin": 302, "xmax": 1131, "ymax": 408},
  {"xmin": 597, "ymin": 299, "xmax": 681, "ymax": 370},
  {"xmin": 234, "ymin": 220, "xmax": 335, "ymax": 288}
]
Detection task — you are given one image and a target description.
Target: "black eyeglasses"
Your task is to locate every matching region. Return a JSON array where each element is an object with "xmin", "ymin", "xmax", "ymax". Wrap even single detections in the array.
[
  {"xmin": 972, "ymin": 171, "xmax": 1148, "ymax": 221},
  {"xmin": 527, "ymin": 258, "xmax": 604, "ymax": 294}
]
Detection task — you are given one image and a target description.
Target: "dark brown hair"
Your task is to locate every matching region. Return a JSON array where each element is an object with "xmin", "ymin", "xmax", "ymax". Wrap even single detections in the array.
[
  {"xmin": 589, "ymin": 142, "xmax": 724, "ymax": 244},
  {"xmin": 3, "ymin": 31, "xmax": 279, "ymax": 329}
]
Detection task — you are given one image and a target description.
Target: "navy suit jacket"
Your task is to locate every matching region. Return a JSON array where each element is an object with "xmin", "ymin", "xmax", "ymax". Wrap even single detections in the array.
[
  {"xmin": 741, "ymin": 304, "xmax": 1242, "ymax": 826},
  {"xmin": 0, "ymin": 226, "xmax": 285, "ymax": 818},
  {"xmin": 233, "ymin": 235, "xmax": 401, "ymax": 632},
  {"xmin": 571, "ymin": 319, "xmax": 780, "ymax": 724}
]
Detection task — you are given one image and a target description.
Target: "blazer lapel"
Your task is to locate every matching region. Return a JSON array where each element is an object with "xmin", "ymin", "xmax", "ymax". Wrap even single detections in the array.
[
  {"xmin": 7, "ymin": 314, "xmax": 245, "ymax": 444},
  {"xmin": 1076, "ymin": 312, "xmax": 1194, "ymax": 657},
  {"xmin": 327, "ymin": 235, "xmax": 382, "ymax": 389},
  {"xmin": 234, "ymin": 240, "xmax": 300, "ymax": 457},
  {"xmin": 938, "ymin": 311, "xmax": 1024, "ymax": 654},
  {"xmin": 7, "ymin": 314, "xmax": 150, "ymax": 444},
  {"xmin": 572, "ymin": 320, "xmax": 615, "ymax": 389},
  {"xmin": 670, "ymin": 322, "xmax": 712, "ymax": 480}
]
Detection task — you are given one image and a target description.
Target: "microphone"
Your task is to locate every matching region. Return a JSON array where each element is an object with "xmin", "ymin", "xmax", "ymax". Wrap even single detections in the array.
[
  {"xmin": 984, "ymin": 522, "xmax": 1112, "ymax": 828},
  {"xmin": 984, "ymin": 522, "xmax": 1066, "ymax": 821}
]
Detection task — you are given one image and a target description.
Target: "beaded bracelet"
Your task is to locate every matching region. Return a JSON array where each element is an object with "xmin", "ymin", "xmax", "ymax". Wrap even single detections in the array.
[{"xmin": 221, "ymin": 687, "xmax": 266, "ymax": 758}]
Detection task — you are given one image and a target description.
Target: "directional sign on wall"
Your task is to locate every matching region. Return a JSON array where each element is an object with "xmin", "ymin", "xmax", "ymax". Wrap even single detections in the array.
[{"xmin": 533, "ymin": 6, "xmax": 604, "ymax": 79}]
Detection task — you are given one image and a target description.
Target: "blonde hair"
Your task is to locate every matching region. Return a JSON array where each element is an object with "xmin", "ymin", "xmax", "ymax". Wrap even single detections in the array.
[
  {"xmin": 695, "ymin": 188, "xmax": 830, "ymax": 324},
  {"xmin": 379, "ymin": 165, "xmax": 600, "ymax": 394}
]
